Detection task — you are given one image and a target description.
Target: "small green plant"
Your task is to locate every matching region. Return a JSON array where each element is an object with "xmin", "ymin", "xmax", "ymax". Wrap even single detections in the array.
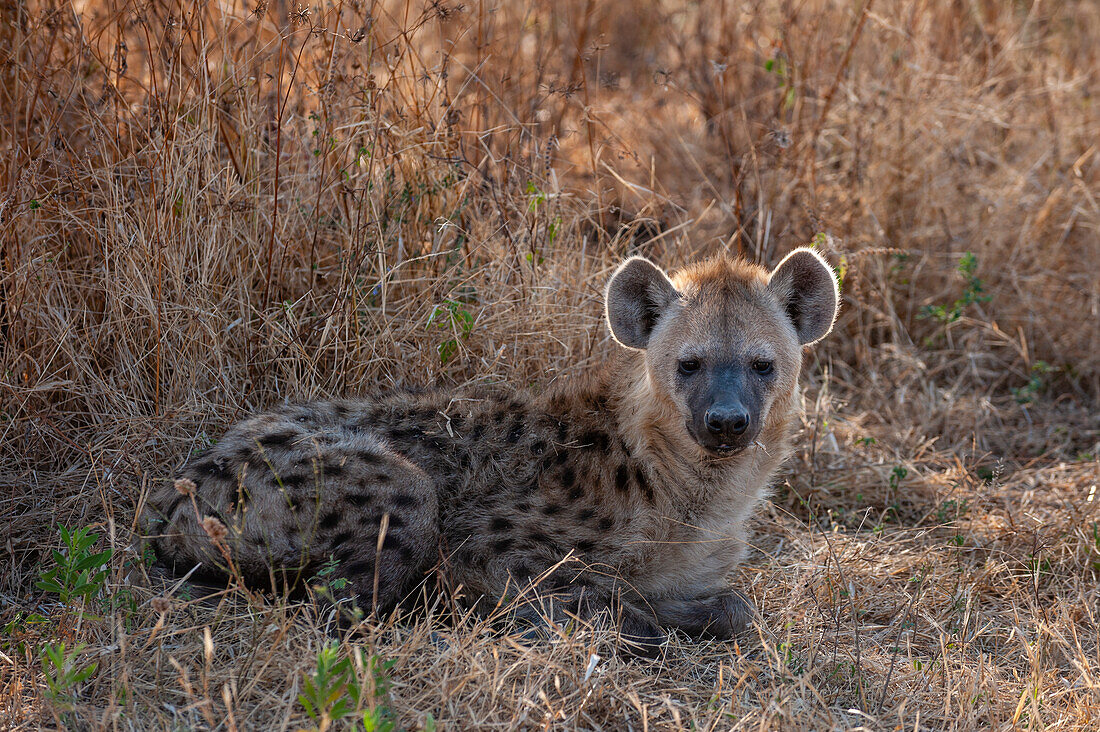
[
  {"xmin": 763, "ymin": 52, "xmax": 796, "ymax": 112},
  {"xmin": 36, "ymin": 525, "xmax": 113, "ymax": 606},
  {"xmin": 888, "ymin": 465, "xmax": 908, "ymax": 491},
  {"xmin": 427, "ymin": 299, "xmax": 475, "ymax": 365},
  {"xmin": 1090, "ymin": 523, "xmax": 1100, "ymax": 572},
  {"xmin": 525, "ymin": 179, "xmax": 548, "ymax": 210},
  {"xmin": 2, "ymin": 612, "xmax": 50, "ymax": 654},
  {"xmin": 298, "ymin": 642, "xmax": 397, "ymax": 732},
  {"xmin": 935, "ymin": 498, "xmax": 970, "ymax": 523},
  {"xmin": 310, "ymin": 555, "xmax": 350, "ymax": 593},
  {"xmin": 110, "ymin": 587, "xmax": 140, "ymax": 631},
  {"xmin": 919, "ymin": 251, "xmax": 991, "ymax": 324},
  {"xmin": 1012, "ymin": 361, "xmax": 1054, "ymax": 404},
  {"xmin": 1027, "ymin": 554, "xmax": 1051, "ymax": 581},
  {"xmin": 776, "ymin": 641, "xmax": 805, "ymax": 675},
  {"xmin": 41, "ymin": 642, "xmax": 97, "ymax": 708}
]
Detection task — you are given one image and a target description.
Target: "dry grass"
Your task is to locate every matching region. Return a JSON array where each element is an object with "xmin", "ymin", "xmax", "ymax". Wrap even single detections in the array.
[{"xmin": 1, "ymin": 0, "xmax": 1098, "ymax": 728}]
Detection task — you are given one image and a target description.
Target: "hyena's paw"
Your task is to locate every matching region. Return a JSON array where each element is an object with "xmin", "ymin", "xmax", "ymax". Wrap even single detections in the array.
[
  {"xmin": 509, "ymin": 584, "xmax": 666, "ymax": 659},
  {"xmin": 652, "ymin": 588, "xmax": 755, "ymax": 640}
]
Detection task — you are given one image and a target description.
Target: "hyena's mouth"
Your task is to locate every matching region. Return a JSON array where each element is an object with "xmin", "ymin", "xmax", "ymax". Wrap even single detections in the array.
[
  {"xmin": 687, "ymin": 423, "xmax": 749, "ymax": 457},
  {"xmin": 710, "ymin": 444, "xmax": 746, "ymax": 458}
]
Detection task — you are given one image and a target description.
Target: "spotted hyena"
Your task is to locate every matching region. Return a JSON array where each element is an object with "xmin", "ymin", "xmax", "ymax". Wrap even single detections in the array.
[{"xmin": 149, "ymin": 248, "xmax": 839, "ymax": 655}]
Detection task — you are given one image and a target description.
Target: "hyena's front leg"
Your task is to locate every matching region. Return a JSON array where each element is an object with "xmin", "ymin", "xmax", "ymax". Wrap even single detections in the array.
[
  {"xmin": 651, "ymin": 588, "xmax": 755, "ymax": 640},
  {"xmin": 510, "ymin": 580, "xmax": 666, "ymax": 658}
]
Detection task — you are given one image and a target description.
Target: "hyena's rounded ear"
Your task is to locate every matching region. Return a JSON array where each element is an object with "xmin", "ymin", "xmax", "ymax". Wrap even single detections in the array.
[
  {"xmin": 766, "ymin": 247, "xmax": 840, "ymax": 345},
  {"xmin": 605, "ymin": 256, "xmax": 680, "ymax": 350}
]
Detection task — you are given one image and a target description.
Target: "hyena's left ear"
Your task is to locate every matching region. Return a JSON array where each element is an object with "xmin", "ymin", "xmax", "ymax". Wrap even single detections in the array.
[
  {"xmin": 766, "ymin": 247, "xmax": 840, "ymax": 345},
  {"xmin": 605, "ymin": 256, "xmax": 680, "ymax": 350}
]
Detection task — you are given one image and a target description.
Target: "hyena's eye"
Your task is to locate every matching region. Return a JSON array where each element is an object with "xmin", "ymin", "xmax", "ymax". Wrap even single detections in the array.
[
  {"xmin": 751, "ymin": 359, "xmax": 774, "ymax": 376},
  {"xmin": 677, "ymin": 359, "xmax": 701, "ymax": 375}
]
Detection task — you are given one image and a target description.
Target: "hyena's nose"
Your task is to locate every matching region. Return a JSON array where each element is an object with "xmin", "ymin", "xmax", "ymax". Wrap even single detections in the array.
[{"xmin": 705, "ymin": 408, "xmax": 750, "ymax": 436}]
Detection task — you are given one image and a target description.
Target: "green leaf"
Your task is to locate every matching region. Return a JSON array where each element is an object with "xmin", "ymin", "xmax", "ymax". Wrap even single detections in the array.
[{"xmin": 74, "ymin": 549, "xmax": 112, "ymax": 572}]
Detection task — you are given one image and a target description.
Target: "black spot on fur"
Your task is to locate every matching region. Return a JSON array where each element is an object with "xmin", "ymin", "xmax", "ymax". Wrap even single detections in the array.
[
  {"xmin": 555, "ymin": 421, "xmax": 569, "ymax": 442},
  {"xmin": 619, "ymin": 440, "xmax": 632, "ymax": 457},
  {"xmin": 560, "ymin": 467, "xmax": 575, "ymax": 490},
  {"xmin": 530, "ymin": 440, "xmax": 546, "ymax": 455},
  {"xmin": 554, "ymin": 451, "xmax": 569, "ymax": 466},
  {"xmin": 634, "ymin": 466, "xmax": 655, "ymax": 503},
  {"xmin": 389, "ymin": 426, "xmax": 425, "ymax": 440},
  {"xmin": 320, "ymin": 511, "xmax": 341, "ymax": 530},
  {"xmin": 598, "ymin": 517, "xmax": 614, "ymax": 531},
  {"xmin": 347, "ymin": 493, "xmax": 371, "ymax": 508},
  {"xmin": 506, "ymin": 420, "xmax": 525, "ymax": 443},
  {"xmin": 493, "ymin": 412, "xmax": 506, "ymax": 424},
  {"xmin": 543, "ymin": 503, "xmax": 563, "ymax": 516},
  {"xmin": 386, "ymin": 514, "xmax": 404, "ymax": 529},
  {"xmin": 512, "ymin": 563, "xmax": 534, "ymax": 580},
  {"xmin": 471, "ymin": 424, "xmax": 485, "ymax": 441},
  {"xmin": 345, "ymin": 560, "xmax": 373, "ymax": 577},
  {"xmin": 373, "ymin": 472, "xmax": 391, "ymax": 483},
  {"xmin": 357, "ymin": 450, "xmax": 380, "ymax": 464},
  {"xmin": 576, "ymin": 540, "xmax": 595, "ymax": 553},
  {"xmin": 280, "ymin": 472, "xmax": 308, "ymax": 489},
  {"xmin": 579, "ymin": 431, "xmax": 611, "ymax": 453},
  {"xmin": 614, "ymin": 465, "xmax": 630, "ymax": 493},
  {"xmin": 529, "ymin": 531, "xmax": 552, "ymax": 546},
  {"xmin": 381, "ymin": 534, "xmax": 402, "ymax": 551},
  {"xmin": 578, "ymin": 508, "xmax": 596, "ymax": 522},
  {"xmin": 259, "ymin": 430, "xmax": 298, "ymax": 448},
  {"xmin": 191, "ymin": 457, "xmax": 232, "ymax": 481},
  {"xmin": 490, "ymin": 517, "xmax": 512, "ymax": 532},
  {"xmin": 322, "ymin": 462, "xmax": 346, "ymax": 477},
  {"xmin": 392, "ymin": 493, "xmax": 417, "ymax": 508},
  {"xmin": 492, "ymin": 537, "xmax": 513, "ymax": 552},
  {"xmin": 516, "ymin": 501, "xmax": 530, "ymax": 513}
]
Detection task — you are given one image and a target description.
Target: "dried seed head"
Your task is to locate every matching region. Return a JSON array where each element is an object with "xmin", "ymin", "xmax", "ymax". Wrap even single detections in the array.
[
  {"xmin": 174, "ymin": 477, "xmax": 196, "ymax": 495},
  {"xmin": 151, "ymin": 596, "xmax": 172, "ymax": 614},
  {"xmin": 201, "ymin": 516, "xmax": 228, "ymax": 544}
]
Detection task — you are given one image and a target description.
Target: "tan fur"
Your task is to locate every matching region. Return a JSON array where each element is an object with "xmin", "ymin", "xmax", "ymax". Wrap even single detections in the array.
[{"xmin": 147, "ymin": 250, "xmax": 837, "ymax": 654}]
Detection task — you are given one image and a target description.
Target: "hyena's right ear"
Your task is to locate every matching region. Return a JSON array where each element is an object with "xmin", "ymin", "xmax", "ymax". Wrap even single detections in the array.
[
  {"xmin": 605, "ymin": 256, "xmax": 680, "ymax": 350},
  {"xmin": 766, "ymin": 247, "xmax": 840, "ymax": 345}
]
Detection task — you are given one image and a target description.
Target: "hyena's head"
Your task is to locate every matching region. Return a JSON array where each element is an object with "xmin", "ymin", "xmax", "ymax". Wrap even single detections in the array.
[{"xmin": 606, "ymin": 248, "xmax": 839, "ymax": 457}]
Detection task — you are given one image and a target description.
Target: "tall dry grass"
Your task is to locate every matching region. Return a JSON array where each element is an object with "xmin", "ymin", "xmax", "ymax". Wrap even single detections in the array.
[{"xmin": 1, "ymin": 0, "xmax": 1098, "ymax": 729}]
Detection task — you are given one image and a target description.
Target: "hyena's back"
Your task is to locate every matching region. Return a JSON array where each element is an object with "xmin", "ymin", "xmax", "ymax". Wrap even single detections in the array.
[{"xmin": 149, "ymin": 403, "xmax": 439, "ymax": 611}]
